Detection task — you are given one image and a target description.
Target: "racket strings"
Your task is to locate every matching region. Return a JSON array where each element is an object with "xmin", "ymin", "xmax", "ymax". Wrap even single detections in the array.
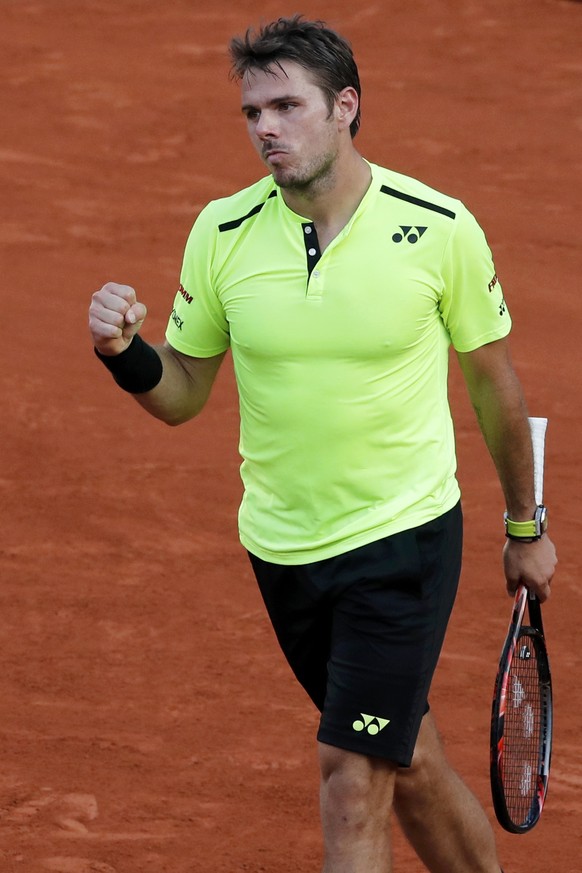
[{"xmin": 501, "ymin": 633, "xmax": 542, "ymax": 823}]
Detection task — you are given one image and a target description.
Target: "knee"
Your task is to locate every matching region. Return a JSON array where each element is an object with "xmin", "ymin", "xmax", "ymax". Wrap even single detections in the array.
[
  {"xmin": 394, "ymin": 717, "xmax": 447, "ymax": 808},
  {"xmin": 319, "ymin": 743, "xmax": 396, "ymax": 827},
  {"xmin": 320, "ymin": 745, "xmax": 366, "ymax": 808},
  {"xmin": 394, "ymin": 747, "xmax": 432, "ymax": 809}
]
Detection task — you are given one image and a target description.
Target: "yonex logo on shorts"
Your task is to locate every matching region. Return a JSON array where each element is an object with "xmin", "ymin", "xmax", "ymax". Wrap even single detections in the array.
[
  {"xmin": 352, "ymin": 713, "xmax": 390, "ymax": 735},
  {"xmin": 392, "ymin": 225, "xmax": 427, "ymax": 244}
]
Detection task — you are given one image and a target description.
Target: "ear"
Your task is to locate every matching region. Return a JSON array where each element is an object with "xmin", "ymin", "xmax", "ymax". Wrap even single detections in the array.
[{"xmin": 335, "ymin": 87, "xmax": 359, "ymax": 132}]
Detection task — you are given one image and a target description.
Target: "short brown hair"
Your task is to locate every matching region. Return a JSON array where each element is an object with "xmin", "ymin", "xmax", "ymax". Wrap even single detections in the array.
[{"xmin": 229, "ymin": 15, "xmax": 361, "ymax": 138}]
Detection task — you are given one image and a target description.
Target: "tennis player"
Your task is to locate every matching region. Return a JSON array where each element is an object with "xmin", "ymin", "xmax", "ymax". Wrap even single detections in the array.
[{"xmin": 89, "ymin": 16, "xmax": 557, "ymax": 873}]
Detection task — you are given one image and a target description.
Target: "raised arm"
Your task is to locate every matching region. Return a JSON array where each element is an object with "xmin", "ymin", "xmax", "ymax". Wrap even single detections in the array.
[
  {"xmin": 89, "ymin": 281, "xmax": 225, "ymax": 426},
  {"xmin": 456, "ymin": 337, "xmax": 557, "ymax": 601}
]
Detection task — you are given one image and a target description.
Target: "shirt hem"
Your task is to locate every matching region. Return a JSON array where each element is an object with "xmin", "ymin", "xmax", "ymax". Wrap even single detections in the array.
[
  {"xmin": 240, "ymin": 491, "xmax": 461, "ymax": 565},
  {"xmin": 452, "ymin": 322, "xmax": 511, "ymax": 354},
  {"xmin": 165, "ymin": 331, "xmax": 230, "ymax": 358}
]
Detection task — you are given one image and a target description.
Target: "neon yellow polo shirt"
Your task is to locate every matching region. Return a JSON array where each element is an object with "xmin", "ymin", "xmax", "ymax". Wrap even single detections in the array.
[{"xmin": 166, "ymin": 162, "xmax": 511, "ymax": 563}]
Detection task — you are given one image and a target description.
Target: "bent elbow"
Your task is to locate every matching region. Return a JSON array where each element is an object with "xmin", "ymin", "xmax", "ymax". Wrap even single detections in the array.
[{"xmin": 157, "ymin": 404, "xmax": 204, "ymax": 428}]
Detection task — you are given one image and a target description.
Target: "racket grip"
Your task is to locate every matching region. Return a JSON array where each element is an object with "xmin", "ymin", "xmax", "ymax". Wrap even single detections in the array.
[{"xmin": 528, "ymin": 416, "xmax": 547, "ymax": 506}]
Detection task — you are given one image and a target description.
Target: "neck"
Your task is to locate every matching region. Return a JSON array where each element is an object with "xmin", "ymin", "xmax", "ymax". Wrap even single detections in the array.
[{"xmin": 281, "ymin": 151, "xmax": 371, "ymax": 228}]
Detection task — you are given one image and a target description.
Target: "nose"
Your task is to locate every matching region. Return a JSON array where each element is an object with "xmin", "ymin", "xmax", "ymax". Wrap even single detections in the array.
[{"xmin": 254, "ymin": 109, "xmax": 279, "ymax": 140}]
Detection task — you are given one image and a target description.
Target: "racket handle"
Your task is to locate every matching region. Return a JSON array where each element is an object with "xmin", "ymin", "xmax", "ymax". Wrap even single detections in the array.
[
  {"xmin": 528, "ymin": 416, "xmax": 548, "ymax": 605},
  {"xmin": 528, "ymin": 416, "xmax": 548, "ymax": 506}
]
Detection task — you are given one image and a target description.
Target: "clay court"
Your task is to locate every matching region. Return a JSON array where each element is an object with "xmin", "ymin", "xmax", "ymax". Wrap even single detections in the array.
[{"xmin": 1, "ymin": 0, "xmax": 581, "ymax": 870}]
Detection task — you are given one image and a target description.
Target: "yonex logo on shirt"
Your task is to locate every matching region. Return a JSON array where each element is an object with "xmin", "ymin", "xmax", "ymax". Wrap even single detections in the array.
[
  {"xmin": 392, "ymin": 225, "xmax": 427, "ymax": 244},
  {"xmin": 352, "ymin": 713, "xmax": 391, "ymax": 735},
  {"xmin": 486, "ymin": 272, "xmax": 506, "ymax": 315},
  {"xmin": 171, "ymin": 309, "xmax": 184, "ymax": 330}
]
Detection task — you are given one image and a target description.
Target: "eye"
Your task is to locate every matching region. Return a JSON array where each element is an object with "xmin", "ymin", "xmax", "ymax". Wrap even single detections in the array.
[{"xmin": 278, "ymin": 102, "xmax": 296, "ymax": 112}]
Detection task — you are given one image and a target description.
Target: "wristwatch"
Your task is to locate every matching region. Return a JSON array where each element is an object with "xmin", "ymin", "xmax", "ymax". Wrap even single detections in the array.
[{"xmin": 504, "ymin": 505, "xmax": 548, "ymax": 541}]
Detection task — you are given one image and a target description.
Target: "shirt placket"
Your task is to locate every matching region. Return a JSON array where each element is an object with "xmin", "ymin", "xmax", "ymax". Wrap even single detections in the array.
[{"xmin": 302, "ymin": 222, "xmax": 324, "ymax": 298}]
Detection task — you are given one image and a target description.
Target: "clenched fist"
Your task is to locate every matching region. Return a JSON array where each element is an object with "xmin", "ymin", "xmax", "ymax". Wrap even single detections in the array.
[{"xmin": 89, "ymin": 282, "xmax": 148, "ymax": 356}]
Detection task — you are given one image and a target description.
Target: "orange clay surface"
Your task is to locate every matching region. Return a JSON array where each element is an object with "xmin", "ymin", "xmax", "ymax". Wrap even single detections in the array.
[{"xmin": 1, "ymin": 1, "xmax": 581, "ymax": 871}]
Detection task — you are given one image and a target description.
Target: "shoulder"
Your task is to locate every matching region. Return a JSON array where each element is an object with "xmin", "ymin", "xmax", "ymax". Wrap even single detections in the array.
[
  {"xmin": 197, "ymin": 176, "xmax": 278, "ymax": 232},
  {"xmin": 369, "ymin": 163, "xmax": 465, "ymax": 221},
  {"xmin": 369, "ymin": 164, "xmax": 492, "ymax": 258}
]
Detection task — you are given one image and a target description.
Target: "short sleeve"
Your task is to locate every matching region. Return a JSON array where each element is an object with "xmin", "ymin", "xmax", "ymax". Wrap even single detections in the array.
[
  {"xmin": 439, "ymin": 203, "xmax": 511, "ymax": 352},
  {"xmin": 165, "ymin": 204, "xmax": 231, "ymax": 357}
]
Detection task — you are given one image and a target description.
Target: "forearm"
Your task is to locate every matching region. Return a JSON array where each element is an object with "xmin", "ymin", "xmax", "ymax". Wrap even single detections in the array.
[
  {"xmin": 131, "ymin": 343, "xmax": 223, "ymax": 426},
  {"xmin": 457, "ymin": 342, "xmax": 535, "ymax": 520},
  {"xmin": 94, "ymin": 333, "xmax": 225, "ymax": 426},
  {"xmin": 471, "ymin": 372, "xmax": 535, "ymax": 519},
  {"xmin": 457, "ymin": 340, "xmax": 557, "ymax": 600}
]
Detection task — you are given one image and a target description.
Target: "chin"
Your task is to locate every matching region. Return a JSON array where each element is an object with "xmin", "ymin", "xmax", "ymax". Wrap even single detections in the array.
[{"xmin": 272, "ymin": 170, "xmax": 311, "ymax": 191}]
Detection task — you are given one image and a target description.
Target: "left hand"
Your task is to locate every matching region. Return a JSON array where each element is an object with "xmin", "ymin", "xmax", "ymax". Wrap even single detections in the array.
[{"xmin": 503, "ymin": 535, "xmax": 557, "ymax": 602}]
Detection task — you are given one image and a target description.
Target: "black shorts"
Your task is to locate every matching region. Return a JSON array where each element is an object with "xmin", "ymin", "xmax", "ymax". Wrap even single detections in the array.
[{"xmin": 248, "ymin": 503, "xmax": 462, "ymax": 767}]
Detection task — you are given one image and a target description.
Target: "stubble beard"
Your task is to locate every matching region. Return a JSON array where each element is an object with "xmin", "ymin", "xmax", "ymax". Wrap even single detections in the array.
[{"xmin": 270, "ymin": 147, "xmax": 339, "ymax": 199}]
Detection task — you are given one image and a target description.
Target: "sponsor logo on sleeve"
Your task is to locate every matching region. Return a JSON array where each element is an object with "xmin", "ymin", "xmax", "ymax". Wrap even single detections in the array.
[
  {"xmin": 487, "ymin": 273, "xmax": 506, "ymax": 315},
  {"xmin": 171, "ymin": 309, "xmax": 184, "ymax": 330},
  {"xmin": 178, "ymin": 283, "xmax": 193, "ymax": 304}
]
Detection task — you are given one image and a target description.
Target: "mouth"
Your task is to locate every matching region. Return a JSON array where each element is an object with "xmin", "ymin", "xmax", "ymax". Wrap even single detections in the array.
[{"xmin": 263, "ymin": 147, "xmax": 288, "ymax": 164}]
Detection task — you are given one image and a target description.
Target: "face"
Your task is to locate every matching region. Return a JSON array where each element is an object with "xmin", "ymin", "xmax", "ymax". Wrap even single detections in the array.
[{"xmin": 240, "ymin": 61, "xmax": 345, "ymax": 193}]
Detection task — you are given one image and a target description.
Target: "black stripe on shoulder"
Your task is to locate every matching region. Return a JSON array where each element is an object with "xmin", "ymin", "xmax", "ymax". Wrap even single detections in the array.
[
  {"xmin": 380, "ymin": 185, "xmax": 456, "ymax": 219},
  {"xmin": 218, "ymin": 189, "xmax": 277, "ymax": 232}
]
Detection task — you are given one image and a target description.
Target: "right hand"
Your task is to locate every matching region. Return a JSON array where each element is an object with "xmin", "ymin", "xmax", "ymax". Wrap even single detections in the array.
[
  {"xmin": 89, "ymin": 282, "xmax": 147, "ymax": 356},
  {"xmin": 503, "ymin": 535, "xmax": 557, "ymax": 603}
]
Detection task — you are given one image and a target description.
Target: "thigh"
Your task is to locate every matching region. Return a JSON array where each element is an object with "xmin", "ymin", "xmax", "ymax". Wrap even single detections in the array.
[
  {"xmin": 248, "ymin": 552, "xmax": 332, "ymax": 710},
  {"xmin": 317, "ymin": 504, "xmax": 463, "ymax": 767}
]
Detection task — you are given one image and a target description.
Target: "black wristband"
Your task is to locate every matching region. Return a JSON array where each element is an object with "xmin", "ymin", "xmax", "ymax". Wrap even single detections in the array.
[{"xmin": 94, "ymin": 335, "xmax": 163, "ymax": 394}]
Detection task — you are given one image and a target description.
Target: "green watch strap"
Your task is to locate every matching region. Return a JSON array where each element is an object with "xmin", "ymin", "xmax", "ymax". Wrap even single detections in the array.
[
  {"xmin": 504, "ymin": 505, "xmax": 548, "ymax": 541},
  {"xmin": 504, "ymin": 516, "xmax": 538, "ymax": 538}
]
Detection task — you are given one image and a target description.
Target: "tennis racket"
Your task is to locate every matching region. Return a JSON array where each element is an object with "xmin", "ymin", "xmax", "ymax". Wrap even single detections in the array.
[{"xmin": 490, "ymin": 416, "xmax": 553, "ymax": 834}]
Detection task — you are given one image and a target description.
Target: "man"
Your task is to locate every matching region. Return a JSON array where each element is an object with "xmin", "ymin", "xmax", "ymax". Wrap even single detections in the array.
[{"xmin": 89, "ymin": 16, "xmax": 556, "ymax": 873}]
